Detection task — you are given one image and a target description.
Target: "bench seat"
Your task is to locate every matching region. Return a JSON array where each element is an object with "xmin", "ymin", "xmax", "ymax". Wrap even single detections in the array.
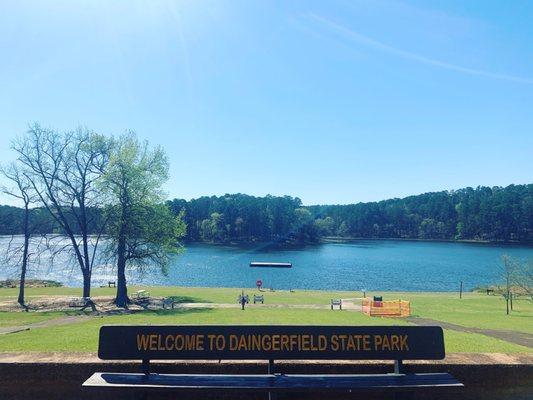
[{"xmin": 83, "ymin": 372, "xmax": 462, "ymax": 392}]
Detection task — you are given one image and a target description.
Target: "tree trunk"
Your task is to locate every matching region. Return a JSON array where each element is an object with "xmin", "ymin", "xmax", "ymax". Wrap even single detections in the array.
[
  {"xmin": 115, "ymin": 234, "xmax": 128, "ymax": 308},
  {"xmin": 18, "ymin": 202, "xmax": 29, "ymax": 308},
  {"xmin": 82, "ymin": 269, "xmax": 91, "ymax": 299}
]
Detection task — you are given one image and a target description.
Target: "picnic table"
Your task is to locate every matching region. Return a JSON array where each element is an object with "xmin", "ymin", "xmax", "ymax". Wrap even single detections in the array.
[{"xmin": 133, "ymin": 290, "xmax": 150, "ymax": 302}]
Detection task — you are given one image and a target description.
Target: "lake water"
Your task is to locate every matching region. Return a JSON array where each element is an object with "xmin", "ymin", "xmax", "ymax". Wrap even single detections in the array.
[{"xmin": 1, "ymin": 237, "xmax": 532, "ymax": 291}]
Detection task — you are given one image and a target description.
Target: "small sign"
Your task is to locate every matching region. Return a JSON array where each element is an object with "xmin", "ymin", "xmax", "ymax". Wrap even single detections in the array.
[
  {"xmin": 256, "ymin": 279, "xmax": 263, "ymax": 289},
  {"xmin": 98, "ymin": 325, "xmax": 445, "ymax": 361}
]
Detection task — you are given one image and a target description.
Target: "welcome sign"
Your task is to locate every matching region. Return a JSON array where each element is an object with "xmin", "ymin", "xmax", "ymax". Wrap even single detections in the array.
[{"xmin": 98, "ymin": 325, "xmax": 445, "ymax": 360}]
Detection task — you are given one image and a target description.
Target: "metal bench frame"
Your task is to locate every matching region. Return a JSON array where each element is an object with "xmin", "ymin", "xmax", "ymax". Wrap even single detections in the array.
[
  {"xmin": 83, "ymin": 325, "xmax": 463, "ymax": 399},
  {"xmin": 331, "ymin": 299, "xmax": 342, "ymax": 310}
]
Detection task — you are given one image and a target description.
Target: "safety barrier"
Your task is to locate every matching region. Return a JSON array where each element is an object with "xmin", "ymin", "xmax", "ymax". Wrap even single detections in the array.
[{"xmin": 361, "ymin": 298, "xmax": 410, "ymax": 317}]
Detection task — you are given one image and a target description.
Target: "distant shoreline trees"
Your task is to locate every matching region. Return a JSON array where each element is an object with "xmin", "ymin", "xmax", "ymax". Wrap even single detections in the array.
[
  {"xmin": 1, "ymin": 184, "xmax": 532, "ymax": 245},
  {"xmin": 167, "ymin": 184, "xmax": 532, "ymax": 244}
]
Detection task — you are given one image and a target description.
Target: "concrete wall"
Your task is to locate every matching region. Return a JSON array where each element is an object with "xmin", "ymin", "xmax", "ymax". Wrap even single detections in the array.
[{"xmin": 0, "ymin": 361, "xmax": 531, "ymax": 400}]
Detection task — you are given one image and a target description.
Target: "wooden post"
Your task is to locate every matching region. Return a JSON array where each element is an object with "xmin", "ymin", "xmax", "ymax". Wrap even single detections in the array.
[
  {"xmin": 510, "ymin": 292, "xmax": 513, "ymax": 311},
  {"xmin": 459, "ymin": 281, "xmax": 463, "ymax": 299}
]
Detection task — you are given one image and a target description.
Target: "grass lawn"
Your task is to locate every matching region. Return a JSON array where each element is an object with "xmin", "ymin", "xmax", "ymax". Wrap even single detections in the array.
[
  {"xmin": 0, "ymin": 307, "xmax": 529, "ymax": 353},
  {"xmin": 0, "ymin": 285, "xmax": 363, "ymax": 305},
  {"xmin": 0, "ymin": 286, "xmax": 531, "ymax": 353},
  {"xmin": 442, "ymin": 329, "xmax": 530, "ymax": 353},
  {"xmin": 0, "ymin": 311, "xmax": 79, "ymax": 328},
  {"xmin": 363, "ymin": 291, "xmax": 533, "ymax": 334},
  {"xmin": 0, "ymin": 308, "xmax": 406, "ymax": 352}
]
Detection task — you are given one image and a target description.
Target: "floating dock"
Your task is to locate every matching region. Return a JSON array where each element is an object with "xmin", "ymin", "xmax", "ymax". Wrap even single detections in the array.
[{"xmin": 250, "ymin": 262, "xmax": 292, "ymax": 268}]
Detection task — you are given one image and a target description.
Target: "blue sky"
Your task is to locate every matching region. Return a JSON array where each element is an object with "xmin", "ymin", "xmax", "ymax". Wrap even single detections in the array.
[{"xmin": 0, "ymin": 0, "xmax": 532, "ymax": 205}]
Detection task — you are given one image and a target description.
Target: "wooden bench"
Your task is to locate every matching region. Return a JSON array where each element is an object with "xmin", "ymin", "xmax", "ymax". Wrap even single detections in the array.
[
  {"xmin": 253, "ymin": 295, "xmax": 264, "ymax": 304},
  {"xmin": 108, "ymin": 281, "xmax": 116, "ymax": 288},
  {"xmin": 83, "ymin": 325, "xmax": 462, "ymax": 399},
  {"xmin": 331, "ymin": 299, "xmax": 342, "ymax": 310}
]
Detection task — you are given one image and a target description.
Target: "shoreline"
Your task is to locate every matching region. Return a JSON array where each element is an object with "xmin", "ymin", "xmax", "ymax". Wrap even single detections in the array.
[{"xmin": 185, "ymin": 237, "xmax": 533, "ymax": 247}]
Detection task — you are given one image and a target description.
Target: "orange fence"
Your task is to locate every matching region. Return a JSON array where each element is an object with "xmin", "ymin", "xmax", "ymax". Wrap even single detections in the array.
[{"xmin": 361, "ymin": 298, "xmax": 410, "ymax": 317}]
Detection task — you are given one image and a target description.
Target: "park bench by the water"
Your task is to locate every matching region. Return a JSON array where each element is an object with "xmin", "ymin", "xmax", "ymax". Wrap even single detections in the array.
[
  {"xmin": 331, "ymin": 299, "xmax": 342, "ymax": 310},
  {"xmin": 253, "ymin": 294, "xmax": 264, "ymax": 304},
  {"xmin": 82, "ymin": 325, "xmax": 462, "ymax": 399}
]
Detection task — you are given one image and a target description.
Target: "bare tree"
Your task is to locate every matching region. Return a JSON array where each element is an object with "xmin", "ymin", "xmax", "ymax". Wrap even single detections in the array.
[
  {"xmin": 0, "ymin": 162, "xmax": 35, "ymax": 308},
  {"xmin": 12, "ymin": 124, "xmax": 111, "ymax": 306},
  {"xmin": 501, "ymin": 254, "xmax": 516, "ymax": 315},
  {"xmin": 511, "ymin": 258, "xmax": 533, "ymax": 301}
]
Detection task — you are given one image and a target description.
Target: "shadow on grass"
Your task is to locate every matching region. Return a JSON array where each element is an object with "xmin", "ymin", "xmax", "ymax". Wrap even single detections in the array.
[{"xmin": 164, "ymin": 295, "xmax": 212, "ymax": 304}]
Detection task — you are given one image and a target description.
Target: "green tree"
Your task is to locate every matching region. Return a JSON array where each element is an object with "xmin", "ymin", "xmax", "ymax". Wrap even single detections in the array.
[
  {"xmin": 314, "ymin": 216, "xmax": 335, "ymax": 236},
  {"xmin": 103, "ymin": 133, "xmax": 185, "ymax": 307},
  {"xmin": 291, "ymin": 208, "xmax": 319, "ymax": 243}
]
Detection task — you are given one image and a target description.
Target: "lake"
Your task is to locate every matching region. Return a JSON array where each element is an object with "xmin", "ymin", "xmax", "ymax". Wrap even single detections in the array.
[{"xmin": 1, "ymin": 237, "xmax": 532, "ymax": 291}]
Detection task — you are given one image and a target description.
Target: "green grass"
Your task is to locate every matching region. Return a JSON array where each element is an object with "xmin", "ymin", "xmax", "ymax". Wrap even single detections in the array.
[
  {"xmin": 0, "ymin": 286, "xmax": 531, "ymax": 353},
  {"xmin": 363, "ymin": 291, "xmax": 533, "ymax": 334},
  {"xmin": 0, "ymin": 311, "xmax": 83, "ymax": 328},
  {"xmin": 443, "ymin": 329, "xmax": 531, "ymax": 353},
  {"xmin": 0, "ymin": 308, "xmax": 405, "ymax": 352}
]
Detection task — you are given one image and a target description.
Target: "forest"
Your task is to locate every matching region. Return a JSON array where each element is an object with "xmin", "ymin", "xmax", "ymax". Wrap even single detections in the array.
[
  {"xmin": 168, "ymin": 184, "xmax": 532, "ymax": 243},
  {"xmin": 2, "ymin": 183, "xmax": 530, "ymax": 244}
]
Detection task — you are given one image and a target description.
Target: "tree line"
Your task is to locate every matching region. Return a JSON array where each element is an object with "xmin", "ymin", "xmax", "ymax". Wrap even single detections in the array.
[
  {"xmin": 1, "ymin": 124, "xmax": 185, "ymax": 309},
  {"xmin": 167, "ymin": 184, "xmax": 532, "ymax": 244},
  {"xmin": 2, "ymin": 184, "xmax": 532, "ymax": 247}
]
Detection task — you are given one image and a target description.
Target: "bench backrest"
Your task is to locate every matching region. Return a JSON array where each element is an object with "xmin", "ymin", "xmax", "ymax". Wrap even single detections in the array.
[{"xmin": 98, "ymin": 325, "xmax": 445, "ymax": 361}]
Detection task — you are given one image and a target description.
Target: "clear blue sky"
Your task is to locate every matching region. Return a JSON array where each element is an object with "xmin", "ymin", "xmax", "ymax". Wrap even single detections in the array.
[{"xmin": 1, "ymin": 0, "xmax": 532, "ymax": 205}]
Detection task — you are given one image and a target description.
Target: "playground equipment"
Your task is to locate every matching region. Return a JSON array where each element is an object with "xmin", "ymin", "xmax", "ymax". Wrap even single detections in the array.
[{"xmin": 361, "ymin": 297, "xmax": 410, "ymax": 317}]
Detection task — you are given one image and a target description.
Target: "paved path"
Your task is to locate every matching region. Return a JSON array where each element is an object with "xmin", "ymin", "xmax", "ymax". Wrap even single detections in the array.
[
  {"xmin": 407, "ymin": 317, "xmax": 533, "ymax": 348},
  {"xmin": 172, "ymin": 299, "xmax": 362, "ymax": 311}
]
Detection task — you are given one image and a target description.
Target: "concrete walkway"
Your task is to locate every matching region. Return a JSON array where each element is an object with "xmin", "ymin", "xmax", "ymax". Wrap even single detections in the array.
[{"xmin": 172, "ymin": 299, "xmax": 362, "ymax": 311}]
